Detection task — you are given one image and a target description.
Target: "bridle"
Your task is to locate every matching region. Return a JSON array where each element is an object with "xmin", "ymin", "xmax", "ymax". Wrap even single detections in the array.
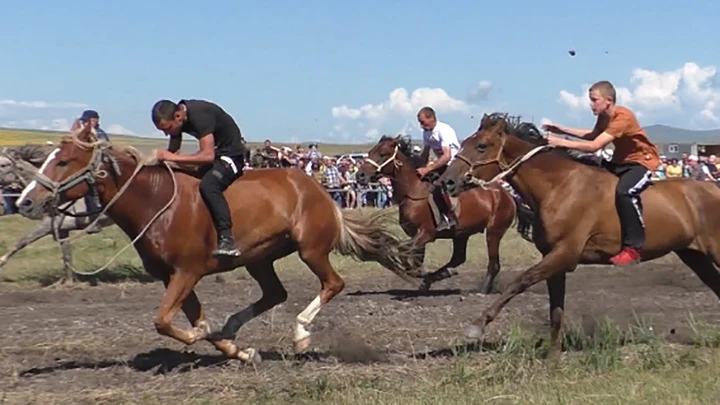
[
  {"xmin": 28, "ymin": 134, "xmax": 179, "ymax": 276},
  {"xmin": 33, "ymin": 141, "xmax": 123, "ymax": 218},
  {"xmin": 363, "ymin": 144, "xmax": 401, "ymax": 173},
  {"xmin": 453, "ymin": 133, "xmax": 551, "ymax": 189},
  {"xmin": 362, "ymin": 143, "xmax": 433, "ymax": 202}
]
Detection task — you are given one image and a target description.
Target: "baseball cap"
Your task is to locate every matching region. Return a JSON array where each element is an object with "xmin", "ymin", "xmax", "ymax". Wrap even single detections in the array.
[{"xmin": 79, "ymin": 110, "xmax": 100, "ymax": 121}]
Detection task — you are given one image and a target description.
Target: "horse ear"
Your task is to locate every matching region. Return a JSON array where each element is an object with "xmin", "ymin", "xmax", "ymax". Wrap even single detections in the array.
[{"xmin": 75, "ymin": 122, "xmax": 94, "ymax": 143}]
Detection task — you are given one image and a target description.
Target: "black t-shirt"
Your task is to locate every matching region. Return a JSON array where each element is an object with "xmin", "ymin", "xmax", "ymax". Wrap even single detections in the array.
[{"xmin": 176, "ymin": 99, "xmax": 247, "ymax": 157}]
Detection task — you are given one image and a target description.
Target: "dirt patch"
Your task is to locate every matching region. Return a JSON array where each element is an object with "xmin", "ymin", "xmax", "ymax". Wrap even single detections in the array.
[{"xmin": 0, "ymin": 261, "xmax": 718, "ymax": 403}]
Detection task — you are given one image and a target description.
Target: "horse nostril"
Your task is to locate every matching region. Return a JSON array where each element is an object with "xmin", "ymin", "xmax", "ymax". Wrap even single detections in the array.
[{"xmin": 20, "ymin": 198, "xmax": 33, "ymax": 208}]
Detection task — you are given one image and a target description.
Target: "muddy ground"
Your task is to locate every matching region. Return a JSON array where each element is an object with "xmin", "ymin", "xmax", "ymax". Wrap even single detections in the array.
[{"xmin": 1, "ymin": 261, "xmax": 719, "ymax": 404}]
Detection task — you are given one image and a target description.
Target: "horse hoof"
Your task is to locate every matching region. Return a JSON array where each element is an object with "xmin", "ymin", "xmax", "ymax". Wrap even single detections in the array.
[
  {"xmin": 418, "ymin": 281, "xmax": 431, "ymax": 292},
  {"xmin": 464, "ymin": 324, "xmax": 485, "ymax": 340},
  {"xmin": 294, "ymin": 337, "xmax": 311, "ymax": 354},
  {"xmin": 243, "ymin": 348, "xmax": 262, "ymax": 365}
]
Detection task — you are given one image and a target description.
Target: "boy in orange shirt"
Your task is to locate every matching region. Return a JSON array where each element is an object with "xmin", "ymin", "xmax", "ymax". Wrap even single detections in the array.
[{"xmin": 542, "ymin": 81, "xmax": 661, "ymax": 266}]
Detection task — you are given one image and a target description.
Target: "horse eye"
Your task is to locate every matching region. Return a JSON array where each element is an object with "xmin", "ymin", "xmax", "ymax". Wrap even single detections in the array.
[
  {"xmin": 57, "ymin": 161, "xmax": 68, "ymax": 167},
  {"xmin": 477, "ymin": 143, "xmax": 488, "ymax": 153}
]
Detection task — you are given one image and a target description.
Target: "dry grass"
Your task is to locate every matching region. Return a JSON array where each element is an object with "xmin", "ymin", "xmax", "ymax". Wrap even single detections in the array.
[{"xmin": 0, "ymin": 207, "xmax": 717, "ymax": 405}]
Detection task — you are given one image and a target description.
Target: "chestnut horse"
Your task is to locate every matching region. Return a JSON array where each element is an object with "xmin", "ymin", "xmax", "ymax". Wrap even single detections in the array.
[
  {"xmin": 15, "ymin": 124, "xmax": 422, "ymax": 364},
  {"xmin": 357, "ymin": 135, "xmax": 517, "ymax": 293},
  {"xmin": 437, "ymin": 113, "xmax": 720, "ymax": 358}
]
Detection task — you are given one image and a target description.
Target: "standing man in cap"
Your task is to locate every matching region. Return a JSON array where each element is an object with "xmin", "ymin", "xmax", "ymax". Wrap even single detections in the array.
[
  {"xmin": 71, "ymin": 109, "xmax": 110, "ymax": 233},
  {"xmin": 72, "ymin": 110, "xmax": 110, "ymax": 142}
]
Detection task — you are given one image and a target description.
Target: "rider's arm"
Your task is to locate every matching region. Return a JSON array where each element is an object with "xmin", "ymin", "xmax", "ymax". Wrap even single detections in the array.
[
  {"xmin": 167, "ymin": 135, "xmax": 182, "ymax": 153},
  {"xmin": 433, "ymin": 145, "xmax": 452, "ymax": 167},
  {"xmin": 419, "ymin": 145, "xmax": 431, "ymax": 166},
  {"xmin": 558, "ymin": 126, "xmax": 597, "ymax": 139},
  {"xmin": 166, "ymin": 134, "xmax": 216, "ymax": 164},
  {"xmin": 552, "ymin": 116, "xmax": 625, "ymax": 153},
  {"xmin": 553, "ymin": 133, "xmax": 614, "ymax": 153}
]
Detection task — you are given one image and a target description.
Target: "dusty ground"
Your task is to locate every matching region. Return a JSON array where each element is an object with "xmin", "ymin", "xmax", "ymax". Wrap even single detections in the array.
[{"xmin": 1, "ymin": 260, "xmax": 719, "ymax": 404}]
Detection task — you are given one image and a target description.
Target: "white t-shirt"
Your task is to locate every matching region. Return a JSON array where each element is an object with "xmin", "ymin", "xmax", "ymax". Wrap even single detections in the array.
[{"xmin": 422, "ymin": 120, "xmax": 461, "ymax": 161}]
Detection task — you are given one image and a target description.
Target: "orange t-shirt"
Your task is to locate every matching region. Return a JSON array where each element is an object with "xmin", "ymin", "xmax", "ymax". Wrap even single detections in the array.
[{"xmin": 593, "ymin": 106, "xmax": 660, "ymax": 171}]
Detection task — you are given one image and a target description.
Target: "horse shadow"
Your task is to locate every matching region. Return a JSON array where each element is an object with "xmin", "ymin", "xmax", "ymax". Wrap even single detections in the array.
[
  {"xmin": 18, "ymin": 347, "xmax": 328, "ymax": 378},
  {"xmin": 347, "ymin": 288, "xmax": 464, "ymax": 301}
]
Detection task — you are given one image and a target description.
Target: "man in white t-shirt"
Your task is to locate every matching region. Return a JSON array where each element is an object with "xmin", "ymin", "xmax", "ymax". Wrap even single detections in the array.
[{"xmin": 416, "ymin": 106, "xmax": 461, "ymax": 231}]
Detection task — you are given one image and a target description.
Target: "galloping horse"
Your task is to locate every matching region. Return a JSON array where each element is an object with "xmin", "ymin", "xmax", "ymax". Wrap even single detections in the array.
[
  {"xmin": 437, "ymin": 113, "xmax": 720, "ymax": 358},
  {"xmin": 357, "ymin": 135, "xmax": 517, "ymax": 293},
  {"xmin": 15, "ymin": 124, "xmax": 422, "ymax": 364},
  {"xmin": 0, "ymin": 145, "xmax": 114, "ymax": 283}
]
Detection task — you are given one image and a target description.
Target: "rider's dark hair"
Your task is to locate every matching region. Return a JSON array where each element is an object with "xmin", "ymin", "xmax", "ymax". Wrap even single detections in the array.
[{"xmin": 151, "ymin": 100, "xmax": 179, "ymax": 126}]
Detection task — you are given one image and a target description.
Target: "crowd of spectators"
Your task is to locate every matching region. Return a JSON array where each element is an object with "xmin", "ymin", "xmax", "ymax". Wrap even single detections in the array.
[
  {"xmin": 651, "ymin": 153, "xmax": 719, "ymax": 182},
  {"xmin": 247, "ymin": 140, "xmax": 396, "ymax": 209},
  {"xmin": 4, "ymin": 142, "xmax": 719, "ymax": 215}
]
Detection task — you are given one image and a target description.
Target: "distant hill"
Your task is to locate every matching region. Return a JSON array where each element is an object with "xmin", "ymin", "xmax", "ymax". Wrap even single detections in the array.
[{"xmin": 644, "ymin": 125, "xmax": 720, "ymax": 144}]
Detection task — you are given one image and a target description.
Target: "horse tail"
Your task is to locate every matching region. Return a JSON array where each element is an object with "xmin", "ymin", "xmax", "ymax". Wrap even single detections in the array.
[{"xmin": 332, "ymin": 205, "xmax": 423, "ymax": 284}]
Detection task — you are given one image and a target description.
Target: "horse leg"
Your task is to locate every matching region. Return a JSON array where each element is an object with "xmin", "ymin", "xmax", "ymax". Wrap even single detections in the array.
[
  {"xmin": 206, "ymin": 260, "xmax": 287, "ymax": 363},
  {"xmin": 294, "ymin": 251, "xmax": 345, "ymax": 354},
  {"xmin": 57, "ymin": 230, "xmax": 75, "ymax": 284},
  {"xmin": 479, "ymin": 229, "xmax": 504, "ymax": 295},
  {"xmin": 546, "ymin": 272, "xmax": 566, "ymax": 361},
  {"xmin": 419, "ymin": 234, "xmax": 470, "ymax": 291},
  {"xmin": 153, "ymin": 271, "xmax": 208, "ymax": 346},
  {"xmin": 675, "ymin": 249, "xmax": 720, "ymax": 299},
  {"xmin": 0, "ymin": 219, "xmax": 52, "ymax": 269},
  {"xmin": 464, "ymin": 244, "xmax": 579, "ymax": 340}
]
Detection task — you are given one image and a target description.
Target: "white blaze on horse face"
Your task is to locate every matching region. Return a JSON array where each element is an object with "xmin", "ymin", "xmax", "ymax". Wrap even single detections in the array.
[{"xmin": 16, "ymin": 148, "xmax": 60, "ymax": 207}]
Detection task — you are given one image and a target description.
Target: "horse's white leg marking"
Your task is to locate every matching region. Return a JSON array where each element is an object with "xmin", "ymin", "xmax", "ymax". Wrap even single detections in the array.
[
  {"xmin": 16, "ymin": 148, "xmax": 59, "ymax": 207},
  {"xmin": 294, "ymin": 295, "xmax": 322, "ymax": 343}
]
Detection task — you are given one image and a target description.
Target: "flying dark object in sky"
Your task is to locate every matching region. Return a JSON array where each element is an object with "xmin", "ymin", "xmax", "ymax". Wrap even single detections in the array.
[{"xmin": 568, "ymin": 49, "xmax": 576, "ymax": 56}]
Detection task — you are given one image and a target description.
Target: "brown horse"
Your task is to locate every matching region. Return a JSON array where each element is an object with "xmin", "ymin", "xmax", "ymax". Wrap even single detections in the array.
[
  {"xmin": 356, "ymin": 135, "xmax": 517, "ymax": 293},
  {"xmin": 15, "ymin": 124, "xmax": 422, "ymax": 364},
  {"xmin": 437, "ymin": 112, "xmax": 720, "ymax": 358}
]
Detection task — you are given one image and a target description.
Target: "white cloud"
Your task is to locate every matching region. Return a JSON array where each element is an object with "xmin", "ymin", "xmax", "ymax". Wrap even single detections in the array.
[
  {"xmin": 105, "ymin": 124, "xmax": 136, "ymax": 136},
  {"xmin": 557, "ymin": 62, "xmax": 720, "ymax": 128},
  {"xmin": 330, "ymin": 83, "xmax": 494, "ymax": 141},
  {"xmin": 467, "ymin": 81, "xmax": 493, "ymax": 102},
  {"xmin": 0, "ymin": 99, "xmax": 88, "ymax": 109},
  {"xmin": 40, "ymin": 119, "xmax": 71, "ymax": 131},
  {"xmin": 332, "ymin": 87, "xmax": 473, "ymax": 121}
]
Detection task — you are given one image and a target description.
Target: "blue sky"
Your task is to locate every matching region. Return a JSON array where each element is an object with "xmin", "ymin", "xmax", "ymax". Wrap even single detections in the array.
[{"xmin": 1, "ymin": 0, "xmax": 718, "ymax": 144}]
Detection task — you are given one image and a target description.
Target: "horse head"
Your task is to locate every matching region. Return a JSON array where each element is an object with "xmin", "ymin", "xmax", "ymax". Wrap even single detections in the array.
[
  {"xmin": 15, "ymin": 124, "xmax": 122, "ymax": 220},
  {"xmin": 438, "ymin": 113, "xmax": 546, "ymax": 196},
  {"xmin": 357, "ymin": 134, "xmax": 416, "ymax": 185}
]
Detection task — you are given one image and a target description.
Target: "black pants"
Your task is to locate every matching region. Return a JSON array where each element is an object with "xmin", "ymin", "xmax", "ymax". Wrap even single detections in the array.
[
  {"xmin": 604, "ymin": 161, "xmax": 653, "ymax": 250},
  {"xmin": 199, "ymin": 155, "xmax": 244, "ymax": 238}
]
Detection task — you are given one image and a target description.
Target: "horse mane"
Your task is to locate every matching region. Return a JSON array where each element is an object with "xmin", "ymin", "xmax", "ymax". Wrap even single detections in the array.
[
  {"xmin": 5, "ymin": 144, "xmax": 58, "ymax": 168},
  {"xmin": 480, "ymin": 112, "xmax": 586, "ymax": 161},
  {"xmin": 378, "ymin": 135, "xmax": 423, "ymax": 168}
]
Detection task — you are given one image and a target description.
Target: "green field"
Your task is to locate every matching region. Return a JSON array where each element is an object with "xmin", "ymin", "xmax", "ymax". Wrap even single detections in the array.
[{"xmin": 0, "ymin": 128, "xmax": 376, "ymax": 156}]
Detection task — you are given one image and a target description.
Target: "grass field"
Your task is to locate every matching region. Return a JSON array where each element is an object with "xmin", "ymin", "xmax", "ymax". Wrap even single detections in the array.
[
  {"xmin": 2, "ymin": 207, "xmax": 720, "ymax": 404},
  {"xmin": 0, "ymin": 127, "xmax": 375, "ymax": 156}
]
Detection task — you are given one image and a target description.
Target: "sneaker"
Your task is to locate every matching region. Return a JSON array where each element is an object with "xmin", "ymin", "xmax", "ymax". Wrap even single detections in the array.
[
  {"xmin": 436, "ymin": 214, "xmax": 456, "ymax": 231},
  {"xmin": 212, "ymin": 235, "xmax": 241, "ymax": 258},
  {"xmin": 610, "ymin": 247, "xmax": 641, "ymax": 266}
]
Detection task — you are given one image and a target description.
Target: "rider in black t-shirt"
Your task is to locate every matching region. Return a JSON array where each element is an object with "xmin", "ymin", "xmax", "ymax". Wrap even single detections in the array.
[{"xmin": 151, "ymin": 99, "xmax": 248, "ymax": 258}]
